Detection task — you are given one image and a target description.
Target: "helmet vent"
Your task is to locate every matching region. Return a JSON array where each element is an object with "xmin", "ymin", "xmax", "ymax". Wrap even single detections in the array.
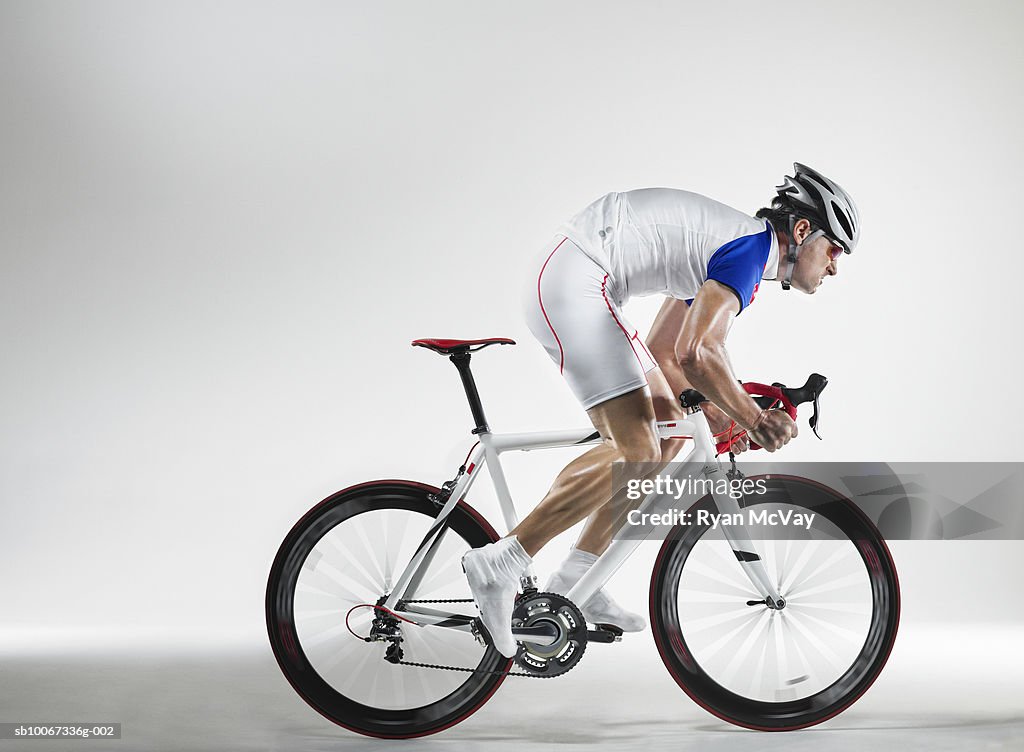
[{"xmin": 831, "ymin": 201, "xmax": 854, "ymax": 238}]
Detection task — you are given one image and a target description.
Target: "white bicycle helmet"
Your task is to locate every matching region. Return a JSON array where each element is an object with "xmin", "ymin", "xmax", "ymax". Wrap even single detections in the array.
[{"xmin": 777, "ymin": 162, "xmax": 860, "ymax": 253}]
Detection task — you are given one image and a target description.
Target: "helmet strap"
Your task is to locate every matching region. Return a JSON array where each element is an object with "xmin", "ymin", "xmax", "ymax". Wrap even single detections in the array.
[
  {"xmin": 781, "ymin": 216, "xmax": 825, "ymax": 291},
  {"xmin": 781, "ymin": 215, "xmax": 799, "ymax": 291}
]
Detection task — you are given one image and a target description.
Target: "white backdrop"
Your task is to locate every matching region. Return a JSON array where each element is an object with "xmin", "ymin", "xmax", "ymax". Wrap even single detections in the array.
[{"xmin": 1, "ymin": 1, "xmax": 1022, "ymax": 648}]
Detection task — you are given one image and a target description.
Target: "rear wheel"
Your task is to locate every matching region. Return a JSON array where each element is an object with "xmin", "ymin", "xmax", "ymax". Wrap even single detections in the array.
[
  {"xmin": 650, "ymin": 476, "xmax": 900, "ymax": 730},
  {"xmin": 266, "ymin": 480, "xmax": 510, "ymax": 738}
]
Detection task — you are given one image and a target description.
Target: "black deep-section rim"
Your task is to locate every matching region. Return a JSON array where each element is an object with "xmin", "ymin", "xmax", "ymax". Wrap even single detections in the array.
[
  {"xmin": 266, "ymin": 479, "xmax": 512, "ymax": 739},
  {"xmin": 650, "ymin": 475, "xmax": 900, "ymax": 731}
]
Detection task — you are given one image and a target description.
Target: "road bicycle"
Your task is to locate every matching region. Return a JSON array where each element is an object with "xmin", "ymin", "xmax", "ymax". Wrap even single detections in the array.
[{"xmin": 266, "ymin": 337, "xmax": 900, "ymax": 738}]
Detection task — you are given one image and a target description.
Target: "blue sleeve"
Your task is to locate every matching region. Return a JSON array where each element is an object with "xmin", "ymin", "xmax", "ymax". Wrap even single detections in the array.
[{"xmin": 705, "ymin": 225, "xmax": 772, "ymax": 313}]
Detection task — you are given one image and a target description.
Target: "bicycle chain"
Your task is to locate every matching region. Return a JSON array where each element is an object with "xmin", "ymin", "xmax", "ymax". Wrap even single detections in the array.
[
  {"xmin": 396, "ymin": 658, "xmax": 541, "ymax": 678},
  {"xmin": 393, "ymin": 598, "xmax": 566, "ymax": 679}
]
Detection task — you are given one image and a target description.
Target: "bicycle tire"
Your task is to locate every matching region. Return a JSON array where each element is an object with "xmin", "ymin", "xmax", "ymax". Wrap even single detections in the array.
[
  {"xmin": 650, "ymin": 475, "xmax": 900, "ymax": 730},
  {"xmin": 266, "ymin": 479, "xmax": 511, "ymax": 738}
]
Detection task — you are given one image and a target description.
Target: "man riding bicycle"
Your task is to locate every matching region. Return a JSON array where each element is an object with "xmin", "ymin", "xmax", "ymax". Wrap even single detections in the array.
[{"xmin": 463, "ymin": 163, "xmax": 861, "ymax": 658}]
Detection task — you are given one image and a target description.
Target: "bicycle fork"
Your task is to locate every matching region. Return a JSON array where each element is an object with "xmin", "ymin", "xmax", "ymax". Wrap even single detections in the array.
[{"xmin": 707, "ymin": 461, "xmax": 785, "ymax": 609}]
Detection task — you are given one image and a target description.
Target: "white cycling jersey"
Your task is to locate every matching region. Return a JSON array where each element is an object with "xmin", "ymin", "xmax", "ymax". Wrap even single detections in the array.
[
  {"xmin": 557, "ymin": 188, "xmax": 779, "ymax": 310},
  {"xmin": 524, "ymin": 188, "xmax": 781, "ymax": 410}
]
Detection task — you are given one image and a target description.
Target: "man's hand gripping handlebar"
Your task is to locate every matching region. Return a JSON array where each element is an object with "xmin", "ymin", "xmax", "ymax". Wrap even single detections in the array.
[{"xmin": 679, "ymin": 373, "xmax": 828, "ymax": 456}]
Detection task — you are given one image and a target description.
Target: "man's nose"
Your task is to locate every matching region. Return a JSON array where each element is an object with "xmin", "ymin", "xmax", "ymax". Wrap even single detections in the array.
[{"xmin": 827, "ymin": 259, "xmax": 838, "ymax": 276}]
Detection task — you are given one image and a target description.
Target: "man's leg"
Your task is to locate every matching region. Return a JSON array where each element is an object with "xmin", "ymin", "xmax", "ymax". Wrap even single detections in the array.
[
  {"xmin": 462, "ymin": 383, "xmax": 661, "ymax": 656},
  {"xmin": 543, "ymin": 368, "xmax": 689, "ymax": 631},
  {"xmin": 509, "ymin": 383, "xmax": 663, "ymax": 556},
  {"xmin": 574, "ymin": 368, "xmax": 688, "ymax": 555}
]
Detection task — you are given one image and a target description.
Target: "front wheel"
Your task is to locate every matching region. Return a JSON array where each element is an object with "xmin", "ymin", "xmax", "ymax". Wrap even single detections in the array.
[
  {"xmin": 650, "ymin": 476, "xmax": 900, "ymax": 730},
  {"xmin": 266, "ymin": 480, "xmax": 511, "ymax": 738}
]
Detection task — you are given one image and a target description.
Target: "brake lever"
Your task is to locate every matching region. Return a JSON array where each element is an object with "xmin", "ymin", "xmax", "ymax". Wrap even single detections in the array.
[{"xmin": 810, "ymin": 394, "xmax": 822, "ymax": 440}]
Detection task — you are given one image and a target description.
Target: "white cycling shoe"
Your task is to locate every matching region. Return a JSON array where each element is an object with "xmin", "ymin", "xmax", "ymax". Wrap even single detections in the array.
[
  {"xmin": 544, "ymin": 548, "xmax": 646, "ymax": 633},
  {"xmin": 462, "ymin": 536, "xmax": 532, "ymax": 658}
]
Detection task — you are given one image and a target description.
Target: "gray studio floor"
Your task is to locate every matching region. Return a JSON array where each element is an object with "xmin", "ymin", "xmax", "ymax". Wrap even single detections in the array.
[{"xmin": 1, "ymin": 624, "xmax": 1022, "ymax": 752}]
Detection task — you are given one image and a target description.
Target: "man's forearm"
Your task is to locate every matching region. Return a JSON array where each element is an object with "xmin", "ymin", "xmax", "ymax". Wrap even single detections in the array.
[
  {"xmin": 654, "ymin": 354, "xmax": 692, "ymax": 403},
  {"xmin": 679, "ymin": 345, "xmax": 762, "ymax": 430}
]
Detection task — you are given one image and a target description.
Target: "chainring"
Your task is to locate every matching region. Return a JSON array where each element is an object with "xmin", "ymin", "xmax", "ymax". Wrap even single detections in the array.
[{"xmin": 512, "ymin": 591, "xmax": 588, "ymax": 677}]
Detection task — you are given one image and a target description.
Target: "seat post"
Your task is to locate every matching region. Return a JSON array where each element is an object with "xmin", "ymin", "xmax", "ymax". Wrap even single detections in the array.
[{"xmin": 448, "ymin": 351, "xmax": 489, "ymax": 434}]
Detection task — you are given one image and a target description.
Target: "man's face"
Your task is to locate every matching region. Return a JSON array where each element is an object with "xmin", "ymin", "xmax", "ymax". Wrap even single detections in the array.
[{"xmin": 791, "ymin": 232, "xmax": 844, "ymax": 294}]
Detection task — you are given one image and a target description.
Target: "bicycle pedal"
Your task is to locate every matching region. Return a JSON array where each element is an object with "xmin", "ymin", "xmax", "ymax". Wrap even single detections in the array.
[{"xmin": 587, "ymin": 624, "xmax": 623, "ymax": 643}]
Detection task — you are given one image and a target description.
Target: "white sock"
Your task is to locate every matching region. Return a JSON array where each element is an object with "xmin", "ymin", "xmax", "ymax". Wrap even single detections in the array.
[
  {"xmin": 490, "ymin": 536, "xmax": 532, "ymax": 579},
  {"xmin": 545, "ymin": 546, "xmax": 598, "ymax": 590},
  {"xmin": 544, "ymin": 546, "xmax": 646, "ymax": 632}
]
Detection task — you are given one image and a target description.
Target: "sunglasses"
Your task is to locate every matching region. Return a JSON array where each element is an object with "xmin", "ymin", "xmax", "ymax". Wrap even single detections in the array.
[
  {"xmin": 806, "ymin": 229, "xmax": 847, "ymax": 260},
  {"xmin": 825, "ymin": 238, "xmax": 845, "ymax": 261}
]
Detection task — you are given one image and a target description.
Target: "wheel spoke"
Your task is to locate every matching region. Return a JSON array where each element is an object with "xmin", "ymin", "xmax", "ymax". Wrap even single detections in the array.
[
  {"xmin": 320, "ymin": 536, "xmax": 387, "ymax": 596},
  {"xmin": 776, "ymin": 608, "xmax": 847, "ymax": 671},
  {"xmin": 716, "ymin": 610, "xmax": 772, "ymax": 687},
  {"xmin": 383, "ymin": 509, "xmax": 412, "ymax": 590},
  {"xmin": 685, "ymin": 550, "xmax": 762, "ymax": 589},
  {"xmin": 673, "ymin": 603, "xmax": 769, "ymax": 635},
  {"xmin": 349, "ymin": 521, "xmax": 390, "ymax": 592},
  {"xmin": 788, "ymin": 606, "xmax": 868, "ymax": 645},
  {"xmin": 775, "ymin": 537, "xmax": 792, "ymax": 590},
  {"xmin": 789, "ymin": 571, "xmax": 867, "ymax": 600},
  {"xmin": 686, "ymin": 606, "xmax": 764, "ymax": 665},
  {"xmin": 296, "ymin": 579, "xmax": 363, "ymax": 604},
  {"xmin": 314, "ymin": 552, "xmax": 381, "ymax": 603},
  {"xmin": 679, "ymin": 567, "xmax": 761, "ymax": 600},
  {"xmin": 777, "ymin": 538, "xmax": 821, "ymax": 594},
  {"xmin": 315, "ymin": 634, "xmax": 370, "ymax": 674},
  {"xmin": 787, "ymin": 544, "xmax": 858, "ymax": 594}
]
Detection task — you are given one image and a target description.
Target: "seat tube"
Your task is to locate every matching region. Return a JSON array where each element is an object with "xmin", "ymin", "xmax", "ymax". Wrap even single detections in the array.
[
  {"xmin": 479, "ymin": 434, "xmax": 539, "ymax": 589},
  {"xmin": 479, "ymin": 436, "xmax": 519, "ymax": 532}
]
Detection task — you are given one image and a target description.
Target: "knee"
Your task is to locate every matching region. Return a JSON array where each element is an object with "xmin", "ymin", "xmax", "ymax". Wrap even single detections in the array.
[
  {"xmin": 651, "ymin": 395, "xmax": 684, "ymax": 423},
  {"xmin": 618, "ymin": 437, "xmax": 662, "ymax": 466}
]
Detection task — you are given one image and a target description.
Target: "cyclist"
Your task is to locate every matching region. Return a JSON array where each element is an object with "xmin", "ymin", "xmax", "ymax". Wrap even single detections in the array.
[{"xmin": 463, "ymin": 163, "xmax": 860, "ymax": 657}]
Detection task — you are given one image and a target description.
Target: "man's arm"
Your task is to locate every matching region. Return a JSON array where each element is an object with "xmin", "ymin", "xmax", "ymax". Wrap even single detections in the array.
[
  {"xmin": 647, "ymin": 297, "xmax": 694, "ymax": 399},
  {"xmin": 672, "ymin": 281, "xmax": 796, "ymax": 451},
  {"xmin": 648, "ymin": 296, "xmax": 749, "ymax": 452}
]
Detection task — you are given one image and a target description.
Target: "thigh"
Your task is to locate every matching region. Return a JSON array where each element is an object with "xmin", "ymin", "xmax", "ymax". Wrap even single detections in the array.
[
  {"xmin": 586, "ymin": 384, "xmax": 657, "ymax": 453},
  {"xmin": 523, "ymin": 237, "xmax": 657, "ymax": 411}
]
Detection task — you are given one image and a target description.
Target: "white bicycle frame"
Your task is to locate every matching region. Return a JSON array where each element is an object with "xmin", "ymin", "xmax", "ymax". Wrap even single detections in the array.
[{"xmin": 382, "ymin": 409, "xmax": 784, "ymax": 645}]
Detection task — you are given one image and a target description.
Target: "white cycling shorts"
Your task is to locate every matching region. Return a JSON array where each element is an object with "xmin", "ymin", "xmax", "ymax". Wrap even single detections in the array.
[{"xmin": 522, "ymin": 235, "xmax": 658, "ymax": 410}]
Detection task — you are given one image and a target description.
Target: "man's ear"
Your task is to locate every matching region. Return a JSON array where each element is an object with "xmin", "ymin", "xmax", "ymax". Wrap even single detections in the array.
[{"xmin": 793, "ymin": 217, "xmax": 812, "ymax": 244}]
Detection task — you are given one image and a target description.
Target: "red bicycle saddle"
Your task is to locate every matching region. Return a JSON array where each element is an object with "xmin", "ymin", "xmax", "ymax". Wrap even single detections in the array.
[{"xmin": 411, "ymin": 337, "xmax": 517, "ymax": 355}]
